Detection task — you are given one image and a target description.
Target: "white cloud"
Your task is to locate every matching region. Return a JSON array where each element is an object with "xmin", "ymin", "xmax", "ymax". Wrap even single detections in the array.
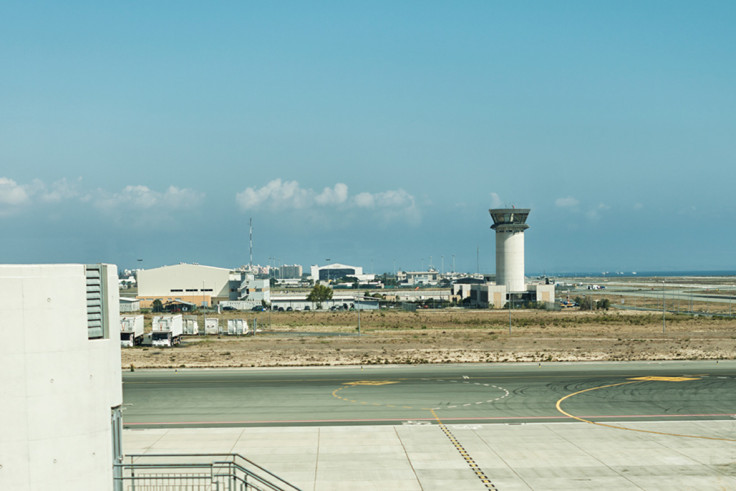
[
  {"xmin": 354, "ymin": 188, "xmax": 420, "ymax": 224},
  {"xmin": 555, "ymin": 196, "xmax": 579, "ymax": 208},
  {"xmin": 315, "ymin": 183, "xmax": 348, "ymax": 206},
  {"xmin": 0, "ymin": 177, "xmax": 203, "ymax": 225},
  {"xmin": 0, "ymin": 177, "xmax": 30, "ymax": 206},
  {"xmin": 95, "ymin": 185, "xmax": 204, "ymax": 211},
  {"xmin": 354, "ymin": 192, "xmax": 375, "ymax": 208},
  {"xmin": 27, "ymin": 177, "xmax": 82, "ymax": 203},
  {"xmin": 354, "ymin": 189, "xmax": 410, "ymax": 208},
  {"xmin": 586, "ymin": 202, "xmax": 610, "ymax": 221},
  {"xmin": 0, "ymin": 176, "xmax": 88, "ymax": 216},
  {"xmin": 489, "ymin": 192, "xmax": 503, "ymax": 209},
  {"xmin": 236, "ymin": 179, "xmax": 312, "ymax": 210},
  {"xmin": 236, "ymin": 179, "xmax": 420, "ymax": 224}
]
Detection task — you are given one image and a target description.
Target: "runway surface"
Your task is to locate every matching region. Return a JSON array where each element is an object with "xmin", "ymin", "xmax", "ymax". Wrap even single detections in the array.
[
  {"xmin": 122, "ymin": 360, "xmax": 736, "ymax": 429},
  {"xmin": 122, "ymin": 361, "xmax": 736, "ymax": 489}
]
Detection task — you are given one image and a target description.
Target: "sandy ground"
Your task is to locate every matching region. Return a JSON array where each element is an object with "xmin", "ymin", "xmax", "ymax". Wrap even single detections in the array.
[{"xmin": 121, "ymin": 309, "xmax": 736, "ymax": 368}]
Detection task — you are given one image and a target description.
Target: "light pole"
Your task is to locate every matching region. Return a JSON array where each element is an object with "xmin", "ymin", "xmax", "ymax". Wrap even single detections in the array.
[
  {"xmin": 662, "ymin": 279, "xmax": 666, "ymax": 334},
  {"xmin": 202, "ymin": 280, "xmax": 207, "ymax": 336},
  {"xmin": 508, "ymin": 293, "xmax": 512, "ymax": 335}
]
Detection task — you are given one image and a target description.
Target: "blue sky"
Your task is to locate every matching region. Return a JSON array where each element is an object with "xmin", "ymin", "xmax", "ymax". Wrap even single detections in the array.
[{"xmin": 1, "ymin": 1, "xmax": 735, "ymax": 274}]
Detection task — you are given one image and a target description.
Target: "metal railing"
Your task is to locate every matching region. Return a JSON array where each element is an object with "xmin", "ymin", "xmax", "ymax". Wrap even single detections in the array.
[{"xmin": 115, "ymin": 453, "xmax": 302, "ymax": 491}]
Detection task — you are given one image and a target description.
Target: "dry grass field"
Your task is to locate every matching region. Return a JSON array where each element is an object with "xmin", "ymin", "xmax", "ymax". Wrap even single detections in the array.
[{"xmin": 121, "ymin": 308, "xmax": 736, "ymax": 369}]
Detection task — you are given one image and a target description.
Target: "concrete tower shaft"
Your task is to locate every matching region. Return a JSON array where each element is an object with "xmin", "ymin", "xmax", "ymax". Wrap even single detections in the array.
[{"xmin": 490, "ymin": 208, "xmax": 530, "ymax": 292}]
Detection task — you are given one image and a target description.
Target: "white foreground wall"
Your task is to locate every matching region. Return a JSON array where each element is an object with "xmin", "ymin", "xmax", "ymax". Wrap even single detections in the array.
[{"xmin": 0, "ymin": 264, "xmax": 122, "ymax": 491}]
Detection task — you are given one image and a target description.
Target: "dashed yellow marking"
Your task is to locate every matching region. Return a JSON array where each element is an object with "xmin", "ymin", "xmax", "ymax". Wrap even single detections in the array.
[
  {"xmin": 556, "ymin": 377, "xmax": 736, "ymax": 442},
  {"xmin": 431, "ymin": 409, "xmax": 497, "ymax": 490}
]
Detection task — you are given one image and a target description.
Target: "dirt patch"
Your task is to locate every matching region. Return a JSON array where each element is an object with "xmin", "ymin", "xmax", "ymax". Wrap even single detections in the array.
[{"xmin": 121, "ymin": 309, "xmax": 736, "ymax": 369}]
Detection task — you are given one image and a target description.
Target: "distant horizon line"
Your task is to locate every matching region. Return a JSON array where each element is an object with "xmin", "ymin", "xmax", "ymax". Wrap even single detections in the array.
[{"xmin": 119, "ymin": 262, "xmax": 736, "ymax": 279}]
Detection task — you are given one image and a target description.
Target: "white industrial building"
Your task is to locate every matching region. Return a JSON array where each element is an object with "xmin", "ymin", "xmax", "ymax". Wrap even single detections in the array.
[
  {"xmin": 310, "ymin": 263, "xmax": 375, "ymax": 283},
  {"xmin": 397, "ymin": 270, "xmax": 440, "ymax": 286},
  {"xmin": 271, "ymin": 292, "xmax": 380, "ymax": 311},
  {"xmin": 137, "ymin": 263, "xmax": 270, "ymax": 309},
  {"xmin": 119, "ymin": 296, "xmax": 140, "ymax": 312},
  {"xmin": 275, "ymin": 264, "xmax": 303, "ymax": 280},
  {"xmin": 1, "ymin": 264, "xmax": 122, "ymax": 490},
  {"xmin": 469, "ymin": 208, "xmax": 555, "ymax": 308}
]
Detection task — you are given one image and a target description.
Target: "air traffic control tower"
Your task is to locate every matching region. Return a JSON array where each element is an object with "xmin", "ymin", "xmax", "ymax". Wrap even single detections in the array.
[{"xmin": 490, "ymin": 208, "xmax": 530, "ymax": 292}]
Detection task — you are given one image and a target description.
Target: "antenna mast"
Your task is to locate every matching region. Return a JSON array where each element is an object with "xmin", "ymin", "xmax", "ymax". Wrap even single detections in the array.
[{"xmin": 249, "ymin": 218, "xmax": 253, "ymax": 268}]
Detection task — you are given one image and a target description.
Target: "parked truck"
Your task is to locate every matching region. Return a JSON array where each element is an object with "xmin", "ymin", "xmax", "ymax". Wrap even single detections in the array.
[
  {"xmin": 183, "ymin": 316, "xmax": 199, "ymax": 335},
  {"xmin": 227, "ymin": 319, "xmax": 249, "ymax": 336},
  {"xmin": 151, "ymin": 314, "xmax": 183, "ymax": 347},
  {"xmin": 120, "ymin": 315, "xmax": 144, "ymax": 347}
]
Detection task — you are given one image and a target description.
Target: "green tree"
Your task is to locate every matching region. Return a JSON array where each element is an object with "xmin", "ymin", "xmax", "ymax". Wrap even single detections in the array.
[
  {"xmin": 307, "ymin": 284, "xmax": 333, "ymax": 309},
  {"xmin": 152, "ymin": 299, "xmax": 163, "ymax": 313},
  {"xmin": 578, "ymin": 297, "xmax": 594, "ymax": 311}
]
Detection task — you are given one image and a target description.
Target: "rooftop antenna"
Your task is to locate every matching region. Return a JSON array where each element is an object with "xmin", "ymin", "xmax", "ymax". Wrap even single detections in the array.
[{"xmin": 249, "ymin": 218, "xmax": 253, "ymax": 268}]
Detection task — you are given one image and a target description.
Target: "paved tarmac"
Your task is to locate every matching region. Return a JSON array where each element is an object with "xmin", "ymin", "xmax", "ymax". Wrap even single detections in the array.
[
  {"xmin": 124, "ymin": 420, "xmax": 736, "ymax": 490},
  {"xmin": 122, "ymin": 361, "xmax": 736, "ymax": 489}
]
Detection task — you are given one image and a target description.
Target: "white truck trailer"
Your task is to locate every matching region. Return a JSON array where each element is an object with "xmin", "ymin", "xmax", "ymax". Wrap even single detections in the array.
[
  {"xmin": 151, "ymin": 314, "xmax": 183, "ymax": 347},
  {"xmin": 227, "ymin": 319, "xmax": 249, "ymax": 336},
  {"xmin": 120, "ymin": 315, "xmax": 144, "ymax": 347},
  {"xmin": 204, "ymin": 317, "xmax": 219, "ymax": 335},
  {"xmin": 183, "ymin": 316, "xmax": 199, "ymax": 335}
]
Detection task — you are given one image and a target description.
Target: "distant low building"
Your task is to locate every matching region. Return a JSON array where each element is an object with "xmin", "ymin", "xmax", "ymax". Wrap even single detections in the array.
[
  {"xmin": 275, "ymin": 264, "xmax": 303, "ymax": 280},
  {"xmin": 119, "ymin": 296, "xmax": 140, "ymax": 312},
  {"xmin": 310, "ymin": 263, "xmax": 375, "ymax": 283},
  {"xmin": 397, "ymin": 270, "xmax": 440, "ymax": 286},
  {"xmin": 270, "ymin": 292, "xmax": 379, "ymax": 311}
]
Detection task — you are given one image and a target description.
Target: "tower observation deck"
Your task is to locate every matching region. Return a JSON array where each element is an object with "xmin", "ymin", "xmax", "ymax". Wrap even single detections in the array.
[{"xmin": 490, "ymin": 208, "xmax": 530, "ymax": 293}]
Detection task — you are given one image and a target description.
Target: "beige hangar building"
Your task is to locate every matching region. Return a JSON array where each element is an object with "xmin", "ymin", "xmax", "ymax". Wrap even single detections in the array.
[{"xmin": 136, "ymin": 263, "xmax": 270, "ymax": 309}]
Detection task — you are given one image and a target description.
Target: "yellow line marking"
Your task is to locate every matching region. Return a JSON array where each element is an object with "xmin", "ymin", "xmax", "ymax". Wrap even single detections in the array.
[
  {"xmin": 431, "ymin": 409, "xmax": 497, "ymax": 490},
  {"xmin": 628, "ymin": 376, "xmax": 701, "ymax": 382},
  {"xmin": 556, "ymin": 378, "xmax": 736, "ymax": 442}
]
